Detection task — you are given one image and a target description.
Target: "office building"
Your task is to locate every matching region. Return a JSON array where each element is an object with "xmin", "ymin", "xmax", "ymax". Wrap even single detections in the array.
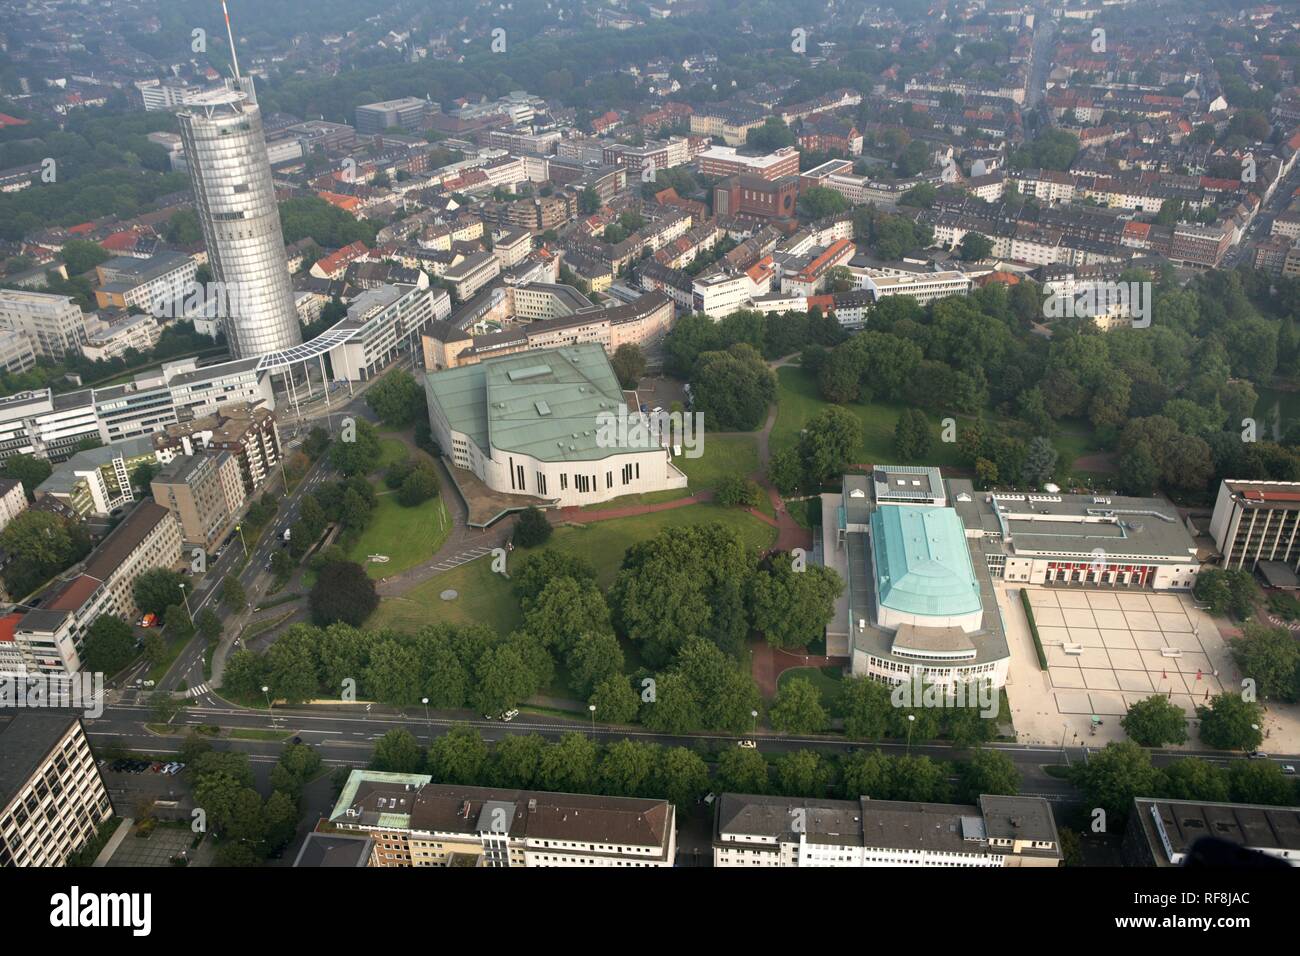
[
  {"xmin": 714, "ymin": 793, "xmax": 1062, "ymax": 867},
  {"xmin": 355, "ymin": 97, "xmax": 428, "ymax": 135},
  {"xmin": 92, "ymin": 252, "xmax": 196, "ymax": 313},
  {"xmin": 151, "ymin": 452, "xmax": 246, "ymax": 551},
  {"xmin": 0, "ymin": 291, "xmax": 88, "ymax": 360},
  {"xmin": 329, "ymin": 771, "xmax": 676, "ymax": 867},
  {"xmin": 33, "ymin": 436, "xmax": 156, "ymax": 518},
  {"xmin": 425, "ymin": 342, "xmax": 688, "ymax": 509},
  {"xmin": 0, "ymin": 330, "xmax": 36, "ymax": 374},
  {"xmin": 0, "ymin": 389, "xmax": 99, "ymax": 465},
  {"xmin": 153, "ymin": 403, "xmax": 282, "ymax": 495},
  {"xmin": 0, "ymin": 714, "xmax": 113, "ymax": 867},
  {"xmin": 176, "ymin": 81, "xmax": 302, "ymax": 358},
  {"xmin": 1123, "ymin": 797, "xmax": 1300, "ymax": 867},
  {"xmin": 1210, "ymin": 479, "xmax": 1300, "ymax": 576},
  {"xmin": 695, "ymin": 145, "xmax": 801, "ymax": 181}
]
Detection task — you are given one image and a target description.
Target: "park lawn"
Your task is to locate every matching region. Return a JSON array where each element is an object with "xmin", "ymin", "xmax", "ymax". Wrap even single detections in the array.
[
  {"xmin": 678, "ymin": 433, "xmax": 759, "ymax": 489},
  {"xmin": 369, "ymin": 502, "xmax": 779, "ymax": 633},
  {"xmin": 368, "ymin": 555, "xmax": 524, "ymax": 635},
  {"xmin": 374, "ymin": 437, "xmax": 409, "ymax": 472},
  {"xmin": 580, "ymin": 488, "xmax": 692, "ymax": 512},
  {"xmin": 347, "ymin": 492, "xmax": 451, "ymax": 578},
  {"xmin": 776, "ymin": 665, "xmax": 845, "ymax": 708}
]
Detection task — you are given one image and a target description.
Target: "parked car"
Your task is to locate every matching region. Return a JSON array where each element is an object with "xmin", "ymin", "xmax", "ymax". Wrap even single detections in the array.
[
  {"xmin": 149, "ymin": 762, "xmax": 165, "ymax": 773},
  {"xmin": 737, "ymin": 739, "xmax": 757, "ymax": 749},
  {"xmin": 1248, "ymin": 751, "xmax": 1270, "ymax": 759}
]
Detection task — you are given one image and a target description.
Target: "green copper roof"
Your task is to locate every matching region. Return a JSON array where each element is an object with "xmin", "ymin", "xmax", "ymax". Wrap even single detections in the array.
[
  {"xmin": 870, "ymin": 505, "xmax": 982, "ymax": 618},
  {"xmin": 425, "ymin": 342, "xmax": 633, "ymax": 462}
]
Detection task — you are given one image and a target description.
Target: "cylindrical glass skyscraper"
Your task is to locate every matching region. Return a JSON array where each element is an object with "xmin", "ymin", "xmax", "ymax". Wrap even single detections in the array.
[{"xmin": 176, "ymin": 81, "xmax": 302, "ymax": 359}]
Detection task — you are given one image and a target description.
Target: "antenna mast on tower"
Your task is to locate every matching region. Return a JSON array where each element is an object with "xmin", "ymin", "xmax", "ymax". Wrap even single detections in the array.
[{"xmin": 222, "ymin": 0, "xmax": 242, "ymax": 79}]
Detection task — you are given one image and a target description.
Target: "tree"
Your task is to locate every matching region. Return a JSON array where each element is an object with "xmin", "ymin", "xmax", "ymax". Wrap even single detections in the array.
[
  {"xmin": 654, "ymin": 747, "xmax": 710, "ymax": 808},
  {"xmin": 954, "ymin": 748, "xmax": 1020, "ymax": 803},
  {"xmin": 774, "ymin": 750, "xmax": 834, "ymax": 797},
  {"xmin": 800, "ymin": 406, "xmax": 861, "ymax": 486},
  {"xmin": 1122, "ymin": 694, "xmax": 1189, "ymax": 747},
  {"xmin": 597, "ymin": 740, "xmax": 660, "ymax": 797},
  {"xmin": 691, "ymin": 344, "xmax": 776, "ymax": 430},
  {"xmin": 523, "ymin": 577, "xmax": 611, "ymax": 655},
  {"xmin": 80, "ymin": 616, "xmax": 136, "ymax": 675},
  {"xmin": 959, "ymin": 232, "xmax": 993, "ymax": 261},
  {"xmin": 1227, "ymin": 760, "xmax": 1296, "ymax": 806},
  {"xmin": 471, "ymin": 643, "xmax": 539, "ymax": 715},
  {"xmin": 370, "ymin": 729, "xmax": 425, "ymax": 774},
  {"xmin": 1022, "ymin": 436, "xmax": 1058, "ymax": 487},
  {"xmin": 0, "ymin": 509, "xmax": 88, "ymax": 596},
  {"xmin": 512, "ymin": 550, "xmax": 596, "ymax": 608},
  {"xmin": 328, "ymin": 418, "xmax": 382, "ymax": 476},
  {"xmin": 567, "ymin": 631, "xmax": 624, "ymax": 699},
  {"xmin": 609, "ymin": 343, "xmax": 646, "ymax": 389},
  {"xmin": 398, "ymin": 466, "xmax": 439, "ymax": 507},
  {"xmin": 0, "ymin": 453, "xmax": 52, "ymax": 500},
  {"xmin": 1159, "ymin": 758, "xmax": 1230, "ymax": 803},
  {"xmin": 1069, "ymin": 741, "xmax": 1161, "ymax": 825},
  {"xmin": 1197, "ymin": 694, "xmax": 1265, "ymax": 751},
  {"xmin": 746, "ymin": 117, "xmax": 795, "ymax": 151},
  {"xmin": 588, "ymin": 675, "xmax": 640, "ymax": 724},
  {"xmin": 309, "ymin": 561, "xmax": 378, "ymax": 626},
  {"xmin": 1230, "ymin": 622, "xmax": 1298, "ymax": 702},
  {"xmin": 716, "ymin": 747, "xmax": 770, "ymax": 794},
  {"xmin": 537, "ymin": 732, "xmax": 599, "ymax": 792},
  {"xmin": 768, "ymin": 676, "xmax": 829, "ymax": 733},
  {"xmin": 426, "ymin": 725, "xmax": 489, "ymax": 785},
  {"xmin": 221, "ymin": 574, "xmax": 246, "ymax": 611},
  {"xmin": 892, "ymin": 408, "xmax": 932, "ymax": 462},
  {"xmin": 513, "ymin": 506, "xmax": 552, "ymax": 547},
  {"xmin": 1192, "ymin": 568, "xmax": 1257, "ymax": 621},
  {"xmin": 714, "ymin": 475, "xmax": 762, "ymax": 508},
  {"xmin": 365, "ymin": 370, "xmax": 425, "ymax": 427},
  {"xmin": 837, "ymin": 677, "xmax": 892, "ymax": 740},
  {"xmin": 798, "ymin": 185, "xmax": 849, "ymax": 220},
  {"xmin": 133, "ymin": 569, "xmax": 186, "ymax": 618},
  {"xmin": 748, "ymin": 557, "xmax": 843, "ymax": 649}
]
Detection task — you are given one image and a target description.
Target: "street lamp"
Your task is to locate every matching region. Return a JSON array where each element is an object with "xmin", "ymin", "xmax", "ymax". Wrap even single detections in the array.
[
  {"xmin": 751, "ymin": 709, "xmax": 758, "ymax": 736},
  {"xmin": 588, "ymin": 703, "xmax": 596, "ymax": 737},
  {"xmin": 1060, "ymin": 722, "xmax": 1072, "ymax": 767},
  {"xmin": 906, "ymin": 713, "xmax": 916, "ymax": 756},
  {"xmin": 178, "ymin": 582, "xmax": 192, "ymax": 621},
  {"xmin": 235, "ymin": 523, "xmax": 247, "ymax": 558},
  {"xmin": 422, "ymin": 697, "xmax": 430, "ymax": 741},
  {"xmin": 261, "ymin": 684, "xmax": 271, "ymax": 713}
]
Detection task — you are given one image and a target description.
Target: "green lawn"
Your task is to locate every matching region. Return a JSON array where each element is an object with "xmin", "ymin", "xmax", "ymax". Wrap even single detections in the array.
[
  {"xmin": 368, "ymin": 554, "xmax": 524, "ymax": 634},
  {"xmin": 772, "ymin": 365, "xmax": 1105, "ymax": 476},
  {"xmin": 776, "ymin": 665, "xmax": 845, "ymax": 708},
  {"xmin": 369, "ymin": 502, "xmax": 779, "ymax": 632},
  {"xmin": 678, "ymin": 433, "xmax": 759, "ymax": 488},
  {"xmin": 347, "ymin": 492, "xmax": 451, "ymax": 578},
  {"xmin": 374, "ymin": 438, "xmax": 409, "ymax": 472}
]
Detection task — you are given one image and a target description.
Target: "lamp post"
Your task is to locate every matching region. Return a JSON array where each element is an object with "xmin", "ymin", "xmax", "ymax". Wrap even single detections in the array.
[
  {"xmin": 178, "ymin": 582, "xmax": 192, "ymax": 621},
  {"xmin": 751, "ymin": 709, "xmax": 758, "ymax": 736},
  {"xmin": 261, "ymin": 685, "xmax": 272, "ymax": 718},
  {"xmin": 588, "ymin": 703, "xmax": 596, "ymax": 737},
  {"xmin": 1060, "ymin": 722, "xmax": 1071, "ymax": 767},
  {"xmin": 906, "ymin": 713, "xmax": 916, "ymax": 756},
  {"xmin": 235, "ymin": 522, "xmax": 247, "ymax": 558},
  {"xmin": 422, "ymin": 697, "xmax": 430, "ymax": 741}
]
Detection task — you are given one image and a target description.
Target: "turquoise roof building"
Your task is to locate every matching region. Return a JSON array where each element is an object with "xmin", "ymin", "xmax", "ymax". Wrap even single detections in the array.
[{"xmin": 870, "ymin": 504, "xmax": 983, "ymax": 631}]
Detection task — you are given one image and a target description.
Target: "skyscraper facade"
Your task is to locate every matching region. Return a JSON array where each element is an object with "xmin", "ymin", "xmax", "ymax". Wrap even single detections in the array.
[{"xmin": 176, "ymin": 80, "xmax": 302, "ymax": 358}]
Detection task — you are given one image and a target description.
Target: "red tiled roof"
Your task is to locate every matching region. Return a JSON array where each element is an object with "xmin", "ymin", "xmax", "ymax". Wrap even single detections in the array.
[{"xmin": 0, "ymin": 613, "xmax": 20, "ymax": 643}]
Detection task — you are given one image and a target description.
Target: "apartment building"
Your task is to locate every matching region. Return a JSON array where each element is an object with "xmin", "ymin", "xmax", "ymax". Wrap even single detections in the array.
[
  {"xmin": 151, "ymin": 451, "xmax": 246, "ymax": 551},
  {"xmin": 780, "ymin": 239, "xmax": 856, "ymax": 296},
  {"xmin": 10, "ymin": 502, "xmax": 182, "ymax": 674},
  {"xmin": 1210, "ymin": 479, "xmax": 1300, "ymax": 575},
  {"xmin": 689, "ymin": 102, "xmax": 768, "ymax": 146},
  {"xmin": 0, "ymin": 477, "xmax": 27, "ymax": 533},
  {"xmin": 0, "ymin": 330, "xmax": 36, "ymax": 374},
  {"xmin": 153, "ymin": 403, "xmax": 282, "ymax": 496},
  {"xmin": 329, "ymin": 771, "xmax": 676, "ymax": 867},
  {"xmin": 443, "ymin": 251, "xmax": 502, "ymax": 302},
  {"xmin": 490, "ymin": 228, "xmax": 533, "ymax": 269},
  {"xmin": 714, "ymin": 793, "xmax": 1062, "ymax": 867},
  {"xmin": 92, "ymin": 252, "xmax": 197, "ymax": 312},
  {"xmin": 692, "ymin": 266, "xmax": 771, "ymax": 317},
  {"xmin": 0, "ymin": 290, "xmax": 89, "ymax": 359},
  {"xmin": 0, "ymin": 714, "xmax": 113, "ymax": 867},
  {"xmin": 1170, "ymin": 221, "xmax": 1232, "ymax": 268}
]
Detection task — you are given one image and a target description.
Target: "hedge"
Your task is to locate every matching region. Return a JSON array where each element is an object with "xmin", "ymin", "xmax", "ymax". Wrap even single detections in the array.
[{"xmin": 1021, "ymin": 589, "xmax": 1049, "ymax": 670}]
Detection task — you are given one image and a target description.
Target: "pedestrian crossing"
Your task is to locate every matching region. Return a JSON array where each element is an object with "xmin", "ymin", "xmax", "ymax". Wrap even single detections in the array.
[{"xmin": 185, "ymin": 683, "xmax": 211, "ymax": 698}]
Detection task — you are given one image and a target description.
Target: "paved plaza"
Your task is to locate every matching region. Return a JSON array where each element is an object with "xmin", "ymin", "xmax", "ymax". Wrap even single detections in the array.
[{"xmin": 1026, "ymin": 588, "xmax": 1234, "ymax": 720}]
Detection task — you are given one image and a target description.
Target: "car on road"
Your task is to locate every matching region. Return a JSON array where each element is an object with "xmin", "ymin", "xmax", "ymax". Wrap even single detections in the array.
[
  {"xmin": 737, "ymin": 739, "xmax": 757, "ymax": 749},
  {"xmin": 1282, "ymin": 765, "xmax": 1296, "ymax": 775},
  {"xmin": 1248, "ymin": 751, "xmax": 1270, "ymax": 759},
  {"xmin": 502, "ymin": 709, "xmax": 519, "ymax": 722}
]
